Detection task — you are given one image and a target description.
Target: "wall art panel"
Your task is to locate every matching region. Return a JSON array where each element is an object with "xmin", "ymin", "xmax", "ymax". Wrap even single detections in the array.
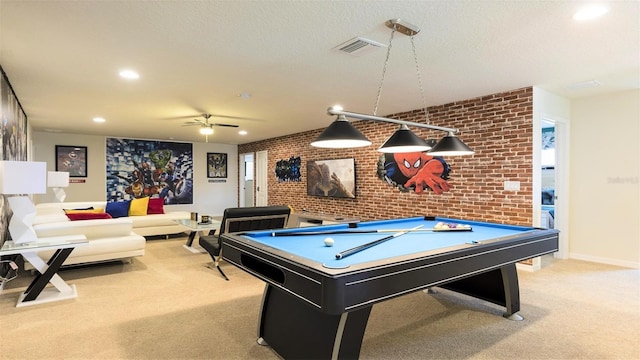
[{"xmin": 106, "ymin": 138, "xmax": 193, "ymax": 204}]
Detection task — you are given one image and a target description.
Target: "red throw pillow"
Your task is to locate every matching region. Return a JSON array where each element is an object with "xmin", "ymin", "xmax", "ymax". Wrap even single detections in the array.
[
  {"xmin": 147, "ymin": 197, "xmax": 165, "ymax": 214},
  {"xmin": 66, "ymin": 213, "xmax": 113, "ymax": 221}
]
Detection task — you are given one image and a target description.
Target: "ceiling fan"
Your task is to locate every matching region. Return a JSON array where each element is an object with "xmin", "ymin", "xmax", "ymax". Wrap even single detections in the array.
[{"xmin": 182, "ymin": 114, "xmax": 239, "ymax": 141}]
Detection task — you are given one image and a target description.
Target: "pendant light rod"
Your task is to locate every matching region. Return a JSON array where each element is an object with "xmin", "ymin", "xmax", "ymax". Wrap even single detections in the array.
[{"xmin": 326, "ymin": 107, "xmax": 459, "ymax": 134}]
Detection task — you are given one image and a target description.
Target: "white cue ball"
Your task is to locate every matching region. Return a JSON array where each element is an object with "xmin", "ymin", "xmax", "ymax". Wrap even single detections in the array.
[{"xmin": 324, "ymin": 237, "xmax": 335, "ymax": 247}]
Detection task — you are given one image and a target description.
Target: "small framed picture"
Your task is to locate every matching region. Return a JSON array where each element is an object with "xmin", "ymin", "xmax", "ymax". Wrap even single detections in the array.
[
  {"xmin": 207, "ymin": 152, "xmax": 227, "ymax": 178},
  {"xmin": 55, "ymin": 145, "xmax": 88, "ymax": 177}
]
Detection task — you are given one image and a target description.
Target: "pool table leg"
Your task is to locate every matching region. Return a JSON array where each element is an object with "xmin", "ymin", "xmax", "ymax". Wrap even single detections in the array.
[
  {"xmin": 500, "ymin": 264, "xmax": 523, "ymax": 320},
  {"xmin": 257, "ymin": 284, "xmax": 372, "ymax": 359},
  {"xmin": 439, "ymin": 264, "xmax": 522, "ymax": 320}
]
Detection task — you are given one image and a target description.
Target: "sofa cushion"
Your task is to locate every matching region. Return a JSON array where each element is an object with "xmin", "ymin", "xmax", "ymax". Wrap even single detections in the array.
[
  {"xmin": 129, "ymin": 197, "xmax": 149, "ymax": 216},
  {"xmin": 32, "ymin": 213, "xmax": 70, "ymax": 225},
  {"xmin": 67, "ymin": 212, "xmax": 113, "ymax": 221},
  {"xmin": 147, "ymin": 197, "xmax": 165, "ymax": 215},
  {"xmin": 63, "ymin": 206, "xmax": 94, "ymax": 212},
  {"xmin": 38, "ymin": 202, "xmax": 107, "ymax": 212},
  {"xmin": 106, "ymin": 201, "xmax": 130, "ymax": 218},
  {"xmin": 33, "ymin": 232, "xmax": 146, "ymax": 266},
  {"xmin": 34, "ymin": 217, "xmax": 134, "ymax": 239},
  {"xmin": 129, "ymin": 212, "xmax": 189, "ymax": 227}
]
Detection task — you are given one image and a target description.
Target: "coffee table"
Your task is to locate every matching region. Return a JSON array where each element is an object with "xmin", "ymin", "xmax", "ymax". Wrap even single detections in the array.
[
  {"xmin": 174, "ymin": 219, "xmax": 221, "ymax": 253},
  {"xmin": 1, "ymin": 235, "xmax": 88, "ymax": 307}
]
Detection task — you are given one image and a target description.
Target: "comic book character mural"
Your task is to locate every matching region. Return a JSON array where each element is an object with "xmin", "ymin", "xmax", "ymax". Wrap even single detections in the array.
[
  {"xmin": 55, "ymin": 145, "xmax": 87, "ymax": 177},
  {"xmin": 307, "ymin": 158, "xmax": 356, "ymax": 199},
  {"xmin": 106, "ymin": 138, "xmax": 193, "ymax": 204},
  {"xmin": 377, "ymin": 152, "xmax": 451, "ymax": 194},
  {"xmin": 207, "ymin": 153, "xmax": 227, "ymax": 178},
  {"xmin": 0, "ymin": 67, "xmax": 28, "ymax": 247},
  {"xmin": 275, "ymin": 156, "xmax": 301, "ymax": 182}
]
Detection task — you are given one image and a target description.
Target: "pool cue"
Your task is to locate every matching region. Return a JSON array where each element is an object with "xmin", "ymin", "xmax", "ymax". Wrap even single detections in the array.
[
  {"xmin": 335, "ymin": 225, "xmax": 423, "ymax": 260},
  {"xmin": 271, "ymin": 227, "xmax": 471, "ymax": 237}
]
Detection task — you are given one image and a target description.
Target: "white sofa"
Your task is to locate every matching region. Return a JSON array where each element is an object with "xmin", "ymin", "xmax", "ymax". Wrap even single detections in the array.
[
  {"xmin": 28, "ymin": 201, "xmax": 191, "ymax": 267},
  {"xmin": 31, "ymin": 217, "xmax": 145, "ymax": 267},
  {"xmin": 35, "ymin": 201, "xmax": 191, "ymax": 237}
]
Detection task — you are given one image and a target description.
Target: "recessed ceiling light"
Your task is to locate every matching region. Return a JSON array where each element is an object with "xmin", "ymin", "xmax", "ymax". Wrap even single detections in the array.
[
  {"xmin": 93, "ymin": 117, "xmax": 106, "ymax": 123},
  {"xmin": 239, "ymin": 130, "xmax": 248, "ymax": 135},
  {"xmin": 573, "ymin": 4, "xmax": 609, "ymax": 21},
  {"xmin": 119, "ymin": 69, "xmax": 140, "ymax": 79}
]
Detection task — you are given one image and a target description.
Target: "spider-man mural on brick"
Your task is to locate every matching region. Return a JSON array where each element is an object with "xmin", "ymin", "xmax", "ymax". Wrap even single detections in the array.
[{"xmin": 377, "ymin": 152, "xmax": 451, "ymax": 194}]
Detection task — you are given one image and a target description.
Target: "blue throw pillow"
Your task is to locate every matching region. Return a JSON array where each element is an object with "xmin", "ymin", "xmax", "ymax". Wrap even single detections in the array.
[{"xmin": 106, "ymin": 201, "xmax": 131, "ymax": 218}]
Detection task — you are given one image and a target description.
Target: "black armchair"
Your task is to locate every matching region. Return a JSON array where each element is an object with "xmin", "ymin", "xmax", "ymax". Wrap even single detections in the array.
[{"xmin": 199, "ymin": 206, "xmax": 291, "ymax": 280}]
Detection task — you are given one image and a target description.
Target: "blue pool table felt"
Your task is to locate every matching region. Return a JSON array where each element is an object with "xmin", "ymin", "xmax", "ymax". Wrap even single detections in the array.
[{"xmin": 240, "ymin": 217, "xmax": 534, "ymax": 268}]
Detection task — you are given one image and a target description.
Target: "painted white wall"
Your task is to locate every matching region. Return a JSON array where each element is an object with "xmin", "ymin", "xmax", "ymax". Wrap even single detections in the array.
[
  {"xmin": 570, "ymin": 89, "xmax": 639, "ymax": 268},
  {"xmin": 31, "ymin": 132, "xmax": 238, "ymax": 217}
]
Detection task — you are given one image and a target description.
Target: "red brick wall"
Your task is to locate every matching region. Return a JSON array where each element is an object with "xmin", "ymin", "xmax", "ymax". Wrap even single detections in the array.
[{"xmin": 239, "ymin": 87, "xmax": 533, "ymax": 225}]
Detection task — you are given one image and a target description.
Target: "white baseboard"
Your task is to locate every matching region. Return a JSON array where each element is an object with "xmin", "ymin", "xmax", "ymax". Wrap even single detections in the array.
[
  {"xmin": 570, "ymin": 253, "xmax": 639, "ymax": 269},
  {"xmin": 517, "ymin": 256, "xmax": 542, "ymax": 272}
]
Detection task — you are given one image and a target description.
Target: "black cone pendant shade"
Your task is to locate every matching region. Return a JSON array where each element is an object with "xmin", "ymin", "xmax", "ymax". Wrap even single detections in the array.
[
  {"xmin": 311, "ymin": 115, "xmax": 372, "ymax": 148},
  {"xmin": 427, "ymin": 132, "xmax": 475, "ymax": 156},
  {"xmin": 378, "ymin": 125, "xmax": 432, "ymax": 153}
]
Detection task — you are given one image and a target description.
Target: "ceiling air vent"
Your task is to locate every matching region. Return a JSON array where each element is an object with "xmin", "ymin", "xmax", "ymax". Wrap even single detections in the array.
[{"xmin": 333, "ymin": 37, "xmax": 386, "ymax": 56}]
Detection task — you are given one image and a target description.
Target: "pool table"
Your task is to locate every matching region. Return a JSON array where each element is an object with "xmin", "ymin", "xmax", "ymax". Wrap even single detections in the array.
[{"xmin": 221, "ymin": 216, "xmax": 559, "ymax": 359}]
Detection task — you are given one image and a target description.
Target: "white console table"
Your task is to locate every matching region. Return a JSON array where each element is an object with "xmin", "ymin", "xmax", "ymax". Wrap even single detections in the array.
[
  {"xmin": 292, "ymin": 211, "xmax": 359, "ymax": 227},
  {"xmin": 1, "ymin": 235, "xmax": 87, "ymax": 307}
]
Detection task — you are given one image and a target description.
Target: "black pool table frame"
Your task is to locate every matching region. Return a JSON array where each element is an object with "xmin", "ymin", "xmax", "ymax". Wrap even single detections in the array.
[{"xmin": 222, "ymin": 225, "xmax": 559, "ymax": 359}]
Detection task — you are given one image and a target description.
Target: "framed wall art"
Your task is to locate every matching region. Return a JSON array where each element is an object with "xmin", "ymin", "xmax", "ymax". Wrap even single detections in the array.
[
  {"xmin": 207, "ymin": 152, "xmax": 228, "ymax": 178},
  {"xmin": 307, "ymin": 158, "xmax": 356, "ymax": 199},
  {"xmin": 55, "ymin": 145, "xmax": 88, "ymax": 177},
  {"xmin": 105, "ymin": 138, "xmax": 193, "ymax": 204}
]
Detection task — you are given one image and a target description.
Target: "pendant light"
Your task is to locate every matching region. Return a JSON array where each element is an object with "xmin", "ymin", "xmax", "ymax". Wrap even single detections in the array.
[{"xmin": 313, "ymin": 19, "xmax": 474, "ymax": 156}]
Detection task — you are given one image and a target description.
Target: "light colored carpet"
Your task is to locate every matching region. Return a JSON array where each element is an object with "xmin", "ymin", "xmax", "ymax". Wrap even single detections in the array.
[{"xmin": 1, "ymin": 237, "xmax": 638, "ymax": 360}]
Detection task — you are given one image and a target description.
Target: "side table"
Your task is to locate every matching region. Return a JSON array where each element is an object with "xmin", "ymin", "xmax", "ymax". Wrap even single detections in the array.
[
  {"xmin": 174, "ymin": 219, "xmax": 221, "ymax": 253},
  {"xmin": 293, "ymin": 211, "xmax": 360, "ymax": 227},
  {"xmin": 1, "ymin": 235, "xmax": 87, "ymax": 307}
]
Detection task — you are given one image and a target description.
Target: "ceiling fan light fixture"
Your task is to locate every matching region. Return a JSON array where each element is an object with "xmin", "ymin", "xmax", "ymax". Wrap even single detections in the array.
[{"xmin": 199, "ymin": 127, "xmax": 214, "ymax": 135}]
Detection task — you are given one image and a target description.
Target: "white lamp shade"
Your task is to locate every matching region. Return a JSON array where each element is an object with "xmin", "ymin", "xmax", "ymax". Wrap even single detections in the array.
[
  {"xmin": 47, "ymin": 171, "xmax": 70, "ymax": 188},
  {"xmin": 0, "ymin": 161, "xmax": 47, "ymax": 194},
  {"xmin": 7, "ymin": 196, "xmax": 39, "ymax": 243}
]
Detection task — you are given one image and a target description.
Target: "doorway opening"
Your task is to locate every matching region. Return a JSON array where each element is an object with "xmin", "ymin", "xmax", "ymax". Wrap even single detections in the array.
[{"xmin": 240, "ymin": 153, "xmax": 254, "ymax": 207}]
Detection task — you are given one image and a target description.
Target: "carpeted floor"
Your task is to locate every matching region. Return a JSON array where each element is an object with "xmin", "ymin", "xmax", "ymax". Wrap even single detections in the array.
[{"xmin": 1, "ymin": 237, "xmax": 638, "ymax": 359}]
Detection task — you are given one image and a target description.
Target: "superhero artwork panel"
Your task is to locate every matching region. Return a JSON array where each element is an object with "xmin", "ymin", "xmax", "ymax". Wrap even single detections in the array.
[
  {"xmin": 55, "ymin": 145, "xmax": 87, "ymax": 177},
  {"xmin": 106, "ymin": 138, "xmax": 193, "ymax": 204},
  {"xmin": 275, "ymin": 156, "xmax": 301, "ymax": 182},
  {"xmin": 307, "ymin": 158, "xmax": 356, "ymax": 199},
  {"xmin": 1, "ymin": 66, "xmax": 28, "ymax": 247},
  {"xmin": 377, "ymin": 152, "xmax": 451, "ymax": 195},
  {"xmin": 207, "ymin": 152, "xmax": 227, "ymax": 178}
]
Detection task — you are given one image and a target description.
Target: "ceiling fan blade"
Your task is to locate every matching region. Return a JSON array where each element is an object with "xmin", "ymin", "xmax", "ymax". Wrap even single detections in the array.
[
  {"xmin": 211, "ymin": 123, "xmax": 239, "ymax": 128},
  {"xmin": 208, "ymin": 113, "xmax": 266, "ymax": 122},
  {"xmin": 181, "ymin": 122, "xmax": 202, "ymax": 127}
]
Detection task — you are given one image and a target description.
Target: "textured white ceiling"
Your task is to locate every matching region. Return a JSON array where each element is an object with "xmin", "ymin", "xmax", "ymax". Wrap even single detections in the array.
[{"xmin": 1, "ymin": 1, "xmax": 638, "ymax": 144}]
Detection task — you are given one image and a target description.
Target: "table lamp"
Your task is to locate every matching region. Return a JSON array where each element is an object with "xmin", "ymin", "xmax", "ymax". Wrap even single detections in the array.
[
  {"xmin": 47, "ymin": 171, "xmax": 70, "ymax": 202},
  {"xmin": 0, "ymin": 161, "xmax": 47, "ymax": 244}
]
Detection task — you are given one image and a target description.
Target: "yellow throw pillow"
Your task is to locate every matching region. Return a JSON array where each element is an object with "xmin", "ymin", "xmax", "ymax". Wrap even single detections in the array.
[
  {"xmin": 129, "ymin": 197, "xmax": 150, "ymax": 216},
  {"xmin": 64, "ymin": 208, "xmax": 105, "ymax": 214}
]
